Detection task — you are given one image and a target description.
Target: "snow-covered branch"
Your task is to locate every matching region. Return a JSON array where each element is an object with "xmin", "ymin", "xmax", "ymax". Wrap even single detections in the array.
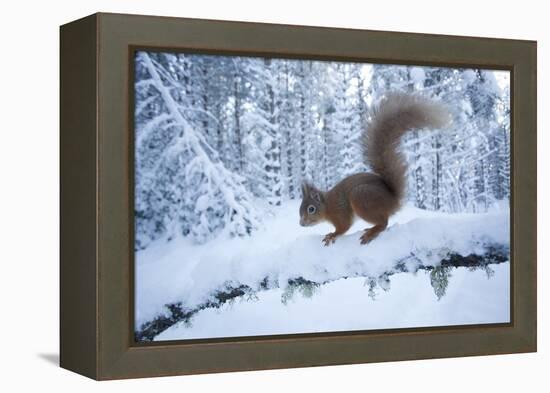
[
  {"xmin": 135, "ymin": 246, "xmax": 507, "ymax": 341},
  {"xmin": 135, "ymin": 207, "xmax": 509, "ymax": 341}
]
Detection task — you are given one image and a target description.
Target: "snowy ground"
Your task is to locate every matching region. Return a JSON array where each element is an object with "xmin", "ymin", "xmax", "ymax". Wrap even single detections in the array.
[{"xmin": 135, "ymin": 200, "xmax": 510, "ymax": 340}]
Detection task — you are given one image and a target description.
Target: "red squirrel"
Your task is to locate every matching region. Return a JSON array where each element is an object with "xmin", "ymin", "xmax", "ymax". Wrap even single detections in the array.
[{"xmin": 299, "ymin": 93, "xmax": 449, "ymax": 246}]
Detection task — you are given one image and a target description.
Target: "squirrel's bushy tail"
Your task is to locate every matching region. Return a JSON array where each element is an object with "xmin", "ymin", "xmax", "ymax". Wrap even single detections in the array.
[{"xmin": 362, "ymin": 93, "xmax": 450, "ymax": 201}]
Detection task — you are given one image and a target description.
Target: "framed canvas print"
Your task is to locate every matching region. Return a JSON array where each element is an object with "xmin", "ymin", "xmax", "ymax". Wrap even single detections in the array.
[{"xmin": 60, "ymin": 13, "xmax": 537, "ymax": 380}]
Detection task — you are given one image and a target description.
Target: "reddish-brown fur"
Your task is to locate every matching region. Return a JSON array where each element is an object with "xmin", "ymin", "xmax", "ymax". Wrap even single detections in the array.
[{"xmin": 299, "ymin": 93, "xmax": 449, "ymax": 246}]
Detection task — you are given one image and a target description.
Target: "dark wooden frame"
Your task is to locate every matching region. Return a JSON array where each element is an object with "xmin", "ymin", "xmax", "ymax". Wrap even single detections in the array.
[{"xmin": 60, "ymin": 12, "xmax": 537, "ymax": 380}]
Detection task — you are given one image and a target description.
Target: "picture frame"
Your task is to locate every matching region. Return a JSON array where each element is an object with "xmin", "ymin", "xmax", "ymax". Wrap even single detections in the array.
[{"xmin": 60, "ymin": 12, "xmax": 537, "ymax": 380}]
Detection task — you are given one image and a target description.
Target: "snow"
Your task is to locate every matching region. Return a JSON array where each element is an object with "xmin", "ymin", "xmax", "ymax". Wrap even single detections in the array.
[
  {"xmin": 156, "ymin": 262, "xmax": 510, "ymax": 341},
  {"xmin": 135, "ymin": 200, "xmax": 510, "ymax": 332},
  {"xmin": 462, "ymin": 69, "xmax": 477, "ymax": 85},
  {"xmin": 410, "ymin": 67, "xmax": 426, "ymax": 87},
  {"xmin": 494, "ymin": 70, "xmax": 511, "ymax": 91}
]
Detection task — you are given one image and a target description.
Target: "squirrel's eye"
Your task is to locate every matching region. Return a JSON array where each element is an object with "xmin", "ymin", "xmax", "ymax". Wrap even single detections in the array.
[{"xmin": 307, "ymin": 205, "xmax": 316, "ymax": 214}]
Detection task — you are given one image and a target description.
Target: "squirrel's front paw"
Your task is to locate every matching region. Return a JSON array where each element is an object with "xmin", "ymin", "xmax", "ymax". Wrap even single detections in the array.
[{"xmin": 322, "ymin": 233, "xmax": 337, "ymax": 246}]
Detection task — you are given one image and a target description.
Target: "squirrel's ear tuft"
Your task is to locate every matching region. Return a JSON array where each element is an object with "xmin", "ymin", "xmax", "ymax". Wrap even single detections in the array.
[
  {"xmin": 311, "ymin": 190, "xmax": 323, "ymax": 203},
  {"xmin": 302, "ymin": 182, "xmax": 322, "ymax": 202},
  {"xmin": 301, "ymin": 182, "xmax": 310, "ymax": 197}
]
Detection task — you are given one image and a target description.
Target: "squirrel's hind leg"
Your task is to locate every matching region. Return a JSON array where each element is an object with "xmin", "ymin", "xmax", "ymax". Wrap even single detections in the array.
[
  {"xmin": 359, "ymin": 220, "xmax": 388, "ymax": 244},
  {"xmin": 349, "ymin": 183, "xmax": 393, "ymax": 245}
]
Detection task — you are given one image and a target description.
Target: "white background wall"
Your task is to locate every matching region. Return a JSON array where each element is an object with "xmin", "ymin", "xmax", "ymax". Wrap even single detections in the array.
[{"xmin": 0, "ymin": 0, "xmax": 545, "ymax": 391}]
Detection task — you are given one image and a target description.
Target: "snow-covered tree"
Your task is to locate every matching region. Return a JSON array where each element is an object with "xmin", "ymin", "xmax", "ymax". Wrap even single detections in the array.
[{"xmin": 134, "ymin": 52, "xmax": 260, "ymax": 248}]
